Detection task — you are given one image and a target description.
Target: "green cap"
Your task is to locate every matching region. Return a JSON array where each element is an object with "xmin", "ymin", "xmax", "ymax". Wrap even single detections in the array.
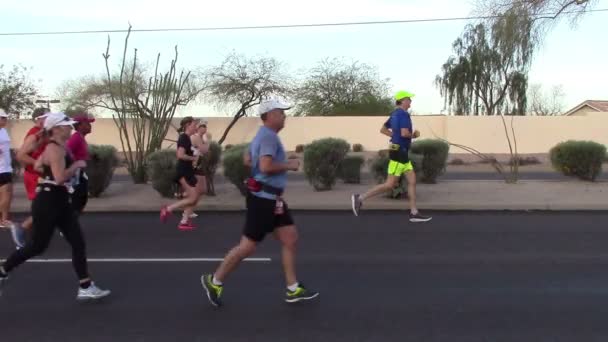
[{"xmin": 394, "ymin": 90, "xmax": 415, "ymax": 101}]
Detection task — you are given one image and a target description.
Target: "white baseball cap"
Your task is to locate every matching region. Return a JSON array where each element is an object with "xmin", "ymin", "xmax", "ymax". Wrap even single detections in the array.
[
  {"xmin": 0, "ymin": 109, "xmax": 8, "ymax": 118},
  {"xmin": 257, "ymin": 98, "xmax": 291, "ymax": 115},
  {"xmin": 43, "ymin": 112, "xmax": 77, "ymax": 130}
]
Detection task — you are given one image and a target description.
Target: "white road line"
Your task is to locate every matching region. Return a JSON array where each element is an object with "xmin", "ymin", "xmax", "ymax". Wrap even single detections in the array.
[{"xmin": 0, "ymin": 257, "xmax": 272, "ymax": 263}]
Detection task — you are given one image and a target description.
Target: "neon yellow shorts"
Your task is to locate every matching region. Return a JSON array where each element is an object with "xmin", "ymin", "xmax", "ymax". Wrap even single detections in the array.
[{"xmin": 387, "ymin": 160, "xmax": 413, "ymax": 177}]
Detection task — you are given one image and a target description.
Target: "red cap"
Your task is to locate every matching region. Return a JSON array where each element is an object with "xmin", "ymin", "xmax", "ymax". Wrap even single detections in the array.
[{"xmin": 73, "ymin": 114, "xmax": 95, "ymax": 123}]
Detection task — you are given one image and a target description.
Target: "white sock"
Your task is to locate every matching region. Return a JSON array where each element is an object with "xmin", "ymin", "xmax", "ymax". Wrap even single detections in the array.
[
  {"xmin": 212, "ymin": 276, "xmax": 223, "ymax": 286},
  {"xmin": 287, "ymin": 282, "xmax": 299, "ymax": 292}
]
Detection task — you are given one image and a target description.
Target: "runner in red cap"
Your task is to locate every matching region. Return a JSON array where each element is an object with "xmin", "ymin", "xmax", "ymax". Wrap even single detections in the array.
[
  {"xmin": 67, "ymin": 112, "xmax": 95, "ymax": 215},
  {"xmin": 10, "ymin": 108, "xmax": 50, "ymax": 248}
]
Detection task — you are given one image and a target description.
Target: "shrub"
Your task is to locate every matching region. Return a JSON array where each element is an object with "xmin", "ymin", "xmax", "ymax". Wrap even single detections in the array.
[
  {"xmin": 549, "ymin": 140, "xmax": 606, "ymax": 181},
  {"xmin": 303, "ymin": 138, "xmax": 350, "ymax": 191},
  {"xmin": 86, "ymin": 145, "xmax": 119, "ymax": 197},
  {"xmin": 338, "ymin": 156, "xmax": 365, "ymax": 184},
  {"xmin": 10, "ymin": 149, "xmax": 21, "ymax": 176},
  {"xmin": 222, "ymin": 143, "xmax": 250, "ymax": 196},
  {"xmin": 410, "ymin": 139, "xmax": 450, "ymax": 184},
  {"xmin": 147, "ymin": 149, "xmax": 178, "ymax": 198},
  {"xmin": 224, "ymin": 144, "xmax": 234, "ymax": 151},
  {"xmin": 352, "ymin": 143, "xmax": 364, "ymax": 152},
  {"xmin": 295, "ymin": 144, "xmax": 305, "ymax": 153},
  {"xmin": 370, "ymin": 151, "xmax": 423, "ymax": 199}
]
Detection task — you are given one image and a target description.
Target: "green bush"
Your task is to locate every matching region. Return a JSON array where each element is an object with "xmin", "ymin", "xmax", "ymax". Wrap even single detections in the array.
[
  {"xmin": 295, "ymin": 144, "xmax": 305, "ymax": 153},
  {"xmin": 222, "ymin": 143, "xmax": 250, "ymax": 196},
  {"xmin": 303, "ymin": 138, "xmax": 350, "ymax": 191},
  {"xmin": 147, "ymin": 149, "xmax": 178, "ymax": 198},
  {"xmin": 338, "ymin": 156, "xmax": 364, "ymax": 184},
  {"xmin": 369, "ymin": 151, "xmax": 422, "ymax": 199},
  {"xmin": 549, "ymin": 140, "xmax": 606, "ymax": 181},
  {"xmin": 85, "ymin": 145, "xmax": 119, "ymax": 197},
  {"xmin": 410, "ymin": 139, "xmax": 450, "ymax": 184},
  {"xmin": 352, "ymin": 143, "xmax": 364, "ymax": 152}
]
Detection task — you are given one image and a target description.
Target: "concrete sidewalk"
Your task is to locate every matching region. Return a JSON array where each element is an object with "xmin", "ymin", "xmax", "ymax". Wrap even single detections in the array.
[{"xmin": 7, "ymin": 177, "xmax": 608, "ymax": 213}]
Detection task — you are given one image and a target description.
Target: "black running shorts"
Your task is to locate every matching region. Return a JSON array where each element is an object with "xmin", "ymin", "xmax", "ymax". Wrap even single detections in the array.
[
  {"xmin": 0, "ymin": 172, "xmax": 12, "ymax": 186},
  {"xmin": 243, "ymin": 192, "xmax": 294, "ymax": 242}
]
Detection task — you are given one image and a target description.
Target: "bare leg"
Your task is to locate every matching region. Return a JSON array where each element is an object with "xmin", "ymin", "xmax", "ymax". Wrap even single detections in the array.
[
  {"xmin": 213, "ymin": 236, "xmax": 257, "ymax": 282},
  {"xmin": 0, "ymin": 183, "xmax": 12, "ymax": 224},
  {"xmin": 273, "ymin": 225, "xmax": 298, "ymax": 287},
  {"xmin": 360, "ymin": 175, "xmax": 399, "ymax": 201},
  {"xmin": 405, "ymin": 171, "xmax": 418, "ymax": 214}
]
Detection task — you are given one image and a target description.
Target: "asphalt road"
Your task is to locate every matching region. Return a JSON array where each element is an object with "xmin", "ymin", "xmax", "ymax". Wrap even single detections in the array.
[{"xmin": 2, "ymin": 210, "xmax": 608, "ymax": 341}]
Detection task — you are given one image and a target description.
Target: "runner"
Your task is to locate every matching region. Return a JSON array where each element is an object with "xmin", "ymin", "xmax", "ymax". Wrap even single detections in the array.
[
  {"xmin": 66, "ymin": 112, "xmax": 95, "ymax": 215},
  {"xmin": 10, "ymin": 107, "xmax": 50, "ymax": 248},
  {"xmin": 351, "ymin": 90, "xmax": 432, "ymax": 222},
  {"xmin": 201, "ymin": 98, "xmax": 319, "ymax": 307},
  {"xmin": 185, "ymin": 120, "xmax": 210, "ymax": 219},
  {"xmin": 0, "ymin": 109, "xmax": 15, "ymax": 229},
  {"xmin": 0, "ymin": 112, "xmax": 111, "ymax": 300},
  {"xmin": 160, "ymin": 116, "xmax": 203, "ymax": 230}
]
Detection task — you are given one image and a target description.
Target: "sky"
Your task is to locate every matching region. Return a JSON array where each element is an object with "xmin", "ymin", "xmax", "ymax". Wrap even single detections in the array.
[{"xmin": 1, "ymin": 0, "xmax": 607, "ymax": 116}]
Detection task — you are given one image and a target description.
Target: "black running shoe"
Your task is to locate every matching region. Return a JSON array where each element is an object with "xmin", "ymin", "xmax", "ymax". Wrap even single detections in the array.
[
  {"xmin": 201, "ymin": 274, "xmax": 223, "ymax": 307},
  {"xmin": 409, "ymin": 212, "xmax": 432, "ymax": 223},
  {"xmin": 285, "ymin": 283, "xmax": 319, "ymax": 303}
]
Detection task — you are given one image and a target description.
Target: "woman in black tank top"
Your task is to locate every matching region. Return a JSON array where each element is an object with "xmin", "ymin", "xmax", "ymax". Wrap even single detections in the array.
[
  {"xmin": 0, "ymin": 112, "xmax": 111, "ymax": 301},
  {"xmin": 160, "ymin": 116, "xmax": 204, "ymax": 230}
]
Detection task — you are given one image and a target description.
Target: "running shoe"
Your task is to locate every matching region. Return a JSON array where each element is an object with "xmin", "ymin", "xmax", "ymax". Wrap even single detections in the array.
[
  {"xmin": 160, "ymin": 205, "xmax": 171, "ymax": 223},
  {"xmin": 77, "ymin": 283, "xmax": 111, "ymax": 301},
  {"xmin": 201, "ymin": 274, "xmax": 223, "ymax": 307},
  {"xmin": 178, "ymin": 220, "xmax": 195, "ymax": 231},
  {"xmin": 189, "ymin": 212, "xmax": 199, "ymax": 218},
  {"xmin": 351, "ymin": 194, "xmax": 362, "ymax": 216},
  {"xmin": 285, "ymin": 283, "xmax": 319, "ymax": 303},
  {"xmin": 409, "ymin": 212, "xmax": 432, "ymax": 223}
]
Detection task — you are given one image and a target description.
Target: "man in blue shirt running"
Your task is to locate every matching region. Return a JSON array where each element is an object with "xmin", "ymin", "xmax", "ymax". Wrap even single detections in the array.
[
  {"xmin": 201, "ymin": 98, "xmax": 319, "ymax": 307},
  {"xmin": 351, "ymin": 90, "xmax": 432, "ymax": 223}
]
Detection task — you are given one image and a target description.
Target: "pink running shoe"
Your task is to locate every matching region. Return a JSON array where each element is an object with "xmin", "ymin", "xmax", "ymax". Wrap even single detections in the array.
[
  {"xmin": 160, "ymin": 205, "xmax": 171, "ymax": 223},
  {"xmin": 178, "ymin": 220, "xmax": 195, "ymax": 231}
]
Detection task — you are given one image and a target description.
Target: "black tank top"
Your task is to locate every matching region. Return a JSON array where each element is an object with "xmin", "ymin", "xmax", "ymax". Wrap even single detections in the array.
[{"xmin": 41, "ymin": 140, "xmax": 73, "ymax": 183}]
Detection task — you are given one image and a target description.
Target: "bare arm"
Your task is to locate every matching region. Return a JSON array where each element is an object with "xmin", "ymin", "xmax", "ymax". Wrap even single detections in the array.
[
  {"xmin": 176, "ymin": 147, "xmax": 196, "ymax": 162},
  {"xmin": 400, "ymin": 127, "xmax": 413, "ymax": 138},
  {"xmin": 380, "ymin": 126, "xmax": 392, "ymax": 137},
  {"xmin": 47, "ymin": 145, "xmax": 83, "ymax": 184},
  {"xmin": 17, "ymin": 135, "xmax": 39, "ymax": 166},
  {"xmin": 259, "ymin": 155, "xmax": 297, "ymax": 174},
  {"xmin": 243, "ymin": 148, "xmax": 252, "ymax": 168},
  {"xmin": 33, "ymin": 156, "xmax": 44, "ymax": 174}
]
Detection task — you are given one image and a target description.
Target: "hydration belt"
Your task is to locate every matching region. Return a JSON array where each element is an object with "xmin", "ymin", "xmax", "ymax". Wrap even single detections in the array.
[
  {"xmin": 38, "ymin": 179, "xmax": 75, "ymax": 193},
  {"xmin": 245, "ymin": 177, "xmax": 284, "ymax": 196}
]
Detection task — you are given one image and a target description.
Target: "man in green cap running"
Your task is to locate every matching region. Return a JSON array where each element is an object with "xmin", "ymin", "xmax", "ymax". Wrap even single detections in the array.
[{"xmin": 351, "ymin": 90, "xmax": 432, "ymax": 222}]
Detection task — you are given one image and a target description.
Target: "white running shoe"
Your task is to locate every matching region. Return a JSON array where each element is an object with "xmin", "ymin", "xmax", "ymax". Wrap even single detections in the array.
[{"xmin": 77, "ymin": 283, "xmax": 111, "ymax": 301}]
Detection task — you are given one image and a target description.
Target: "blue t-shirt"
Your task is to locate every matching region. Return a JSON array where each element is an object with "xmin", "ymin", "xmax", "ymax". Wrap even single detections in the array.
[
  {"xmin": 384, "ymin": 108, "xmax": 413, "ymax": 151},
  {"xmin": 249, "ymin": 126, "xmax": 287, "ymax": 200}
]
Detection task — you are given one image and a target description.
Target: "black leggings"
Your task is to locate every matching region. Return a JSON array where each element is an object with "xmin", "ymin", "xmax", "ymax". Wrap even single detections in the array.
[{"xmin": 2, "ymin": 186, "xmax": 89, "ymax": 280}]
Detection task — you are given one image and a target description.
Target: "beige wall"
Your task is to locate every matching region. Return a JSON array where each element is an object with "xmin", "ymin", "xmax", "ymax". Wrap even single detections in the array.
[{"xmin": 6, "ymin": 113, "xmax": 608, "ymax": 154}]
